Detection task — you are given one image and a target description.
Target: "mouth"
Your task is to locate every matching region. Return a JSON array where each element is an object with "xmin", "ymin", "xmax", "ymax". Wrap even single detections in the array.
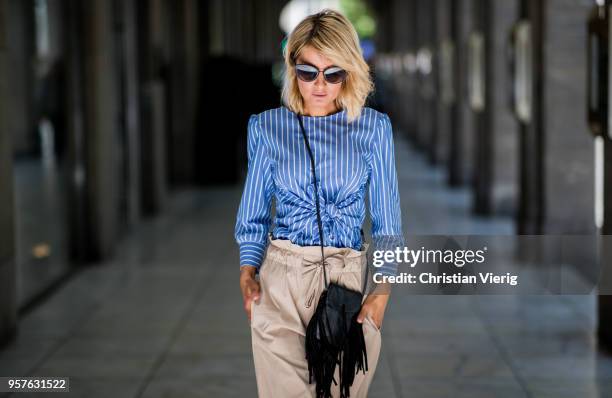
[{"xmin": 313, "ymin": 93, "xmax": 327, "ymax": 97}]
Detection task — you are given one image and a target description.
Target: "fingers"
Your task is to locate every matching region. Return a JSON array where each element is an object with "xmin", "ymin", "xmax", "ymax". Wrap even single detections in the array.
[
  {"xmin": 247, "ymin": 279, "xmax": 261, "ymax": 304},
  {"xmin": 250, "ymin": 280, "xmax": 261, "ymax": 302},
  {"xmin": 247, "ymin": 286, "xmax": 260, "ymax": 322},
  {"xmin": 357, "ymin": 304, "xmax": 383, "ymax": 329},
  {"xmin": 357, "ymin": 306, "xmax": 368, "ymax": 324},
  {"xmin": 243, "ymin": 279, "xmax": 261, "ymax": 321},
  {"xmin": 245, "ymin": 295, "xmax": 256, "ymax": 322}
]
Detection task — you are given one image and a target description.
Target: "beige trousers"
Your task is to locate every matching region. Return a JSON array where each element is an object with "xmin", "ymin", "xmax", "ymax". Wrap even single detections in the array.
[{"xmin": 250, "ymin": 235, "xmax": 382, "ymax": 398}]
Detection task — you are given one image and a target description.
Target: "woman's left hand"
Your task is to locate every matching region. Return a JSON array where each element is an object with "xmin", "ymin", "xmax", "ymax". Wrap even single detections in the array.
[{"xmin": 357, "ymin": 294, "xmax": 389, "ymax": 330}]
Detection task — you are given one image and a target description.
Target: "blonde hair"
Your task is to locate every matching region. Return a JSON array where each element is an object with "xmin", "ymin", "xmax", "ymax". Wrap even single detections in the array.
[{"xmin": 281, "ymin": 9, "xmax": 374, "ymax": 123}]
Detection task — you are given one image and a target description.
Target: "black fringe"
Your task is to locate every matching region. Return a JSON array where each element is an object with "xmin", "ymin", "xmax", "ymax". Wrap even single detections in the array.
[
  {"xmin": 340, "ymin": 312, "xmax": 368, "ymax": 398},
  {"xmin": 305, "ymin": 290, "xmax": 369, "ymax": 398}
]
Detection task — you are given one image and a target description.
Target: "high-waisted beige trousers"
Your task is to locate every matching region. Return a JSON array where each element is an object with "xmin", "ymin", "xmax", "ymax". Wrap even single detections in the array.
[{"xmin": 250, "ymin": 235, "xmax": 382, "ymax": 398}]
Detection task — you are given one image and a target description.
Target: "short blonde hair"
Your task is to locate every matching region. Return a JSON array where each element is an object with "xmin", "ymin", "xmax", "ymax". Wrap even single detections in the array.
[{"xmin": 281, "ymin": 9, "xmax": 374, "ymax": 123}]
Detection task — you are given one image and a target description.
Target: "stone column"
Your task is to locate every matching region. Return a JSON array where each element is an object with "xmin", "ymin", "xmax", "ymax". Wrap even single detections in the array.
[
  {"xmin": 600, "ymin": 138, "xmax": 612, "ymax": 347},
  {"xmin": 403, "ymin": 0, "xmax": 419, "ymax": 142},
  {"xmin": 457, "ymin": 0, "xmax": 476, "ymax": 186},
  {"xmin": 435, "ymin": 0, "xmax": 452, "ymax": 168},
  {"xmin": 489, "ymin": 0, "xmax": 518, "ymax": 216},
  {"xmin": 515, "ymin": 0, "xmax": 545, "ymax": 234},
  {"xmin": 415, "ymin": 0, "xmax": 437, "ymax": 156},
  {"xmin": 542, "ymin": 0, "xmax": 595, "ymax": 235},
  {"xmin": 117, "ymin": 0, "xmax": 142, "ymax": 229},
  {"xmin": 448, "ymin": 0, "xmax": 465, "ymax": 186},
  {"xmin": 65, "ymin": 0, "xmax": 120, "ymax": 260},
  {"xmin": 391, "ymin": 0, "xmax": 417, "ymax": 139},
  {"xmin": 514, "ymin": 0, "xmax": 597, "ymax": 277},
  {"xmin": 598, "ymin": 0, "xmax": 612, "ymax": 349},
  {"xmin": 138, "ymin": 0, "xmax": 169, "ymax": 214},
  {"xmin": 5, "ymin": 0, "xmax": 35, "ymax": 156},
  {"xmin": 0, "ymin": 0, "xmax": 18, "ymax": 347},
  {"xmin": 87, "ymin": 0, "xmax": 121, "ymax": 259},
  {"xmin": 166, "ymin": 0, "xmax": 199, "ymax": 185},
  {"xmin": 470, "ymin": 0, "xmax": 493, "ymax": 215}
]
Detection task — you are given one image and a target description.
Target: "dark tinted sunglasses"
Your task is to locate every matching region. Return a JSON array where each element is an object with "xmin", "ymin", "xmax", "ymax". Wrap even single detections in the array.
[{"xmin": 295, "ymin": 64, "xmax": 347, "ymax": 84}]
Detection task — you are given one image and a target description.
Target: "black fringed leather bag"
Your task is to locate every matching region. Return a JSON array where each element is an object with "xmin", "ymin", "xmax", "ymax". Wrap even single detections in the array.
[{"xmin": 297, "ymin": 113, "xmax": 369, "ymax": 398}]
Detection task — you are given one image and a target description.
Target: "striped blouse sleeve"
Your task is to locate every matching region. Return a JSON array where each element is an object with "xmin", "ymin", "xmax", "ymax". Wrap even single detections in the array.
[
  {"xmin": 368, "ymin": 113, "xmax": 405, "ymax": 277},
  {"xmin": 234, "ymin": 114, "xmax": 274, "ymax": 272}
]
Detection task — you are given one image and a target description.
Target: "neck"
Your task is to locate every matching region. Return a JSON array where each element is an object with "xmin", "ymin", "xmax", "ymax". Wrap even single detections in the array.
[{"xmin": 303, "ymin": 102, "xmax": 339, "ymax": 117}]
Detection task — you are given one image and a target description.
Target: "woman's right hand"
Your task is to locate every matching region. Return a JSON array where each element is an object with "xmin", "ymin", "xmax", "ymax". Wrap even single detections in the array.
[{"xmin": 240, "ymin": 266, "xmax": 261, "ymax": 323}]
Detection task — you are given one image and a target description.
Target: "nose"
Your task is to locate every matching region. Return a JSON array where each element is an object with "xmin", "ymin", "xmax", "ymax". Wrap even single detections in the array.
[{"xmin": 314, "ymin": 72, "xmax": 326, "ymax": 87}]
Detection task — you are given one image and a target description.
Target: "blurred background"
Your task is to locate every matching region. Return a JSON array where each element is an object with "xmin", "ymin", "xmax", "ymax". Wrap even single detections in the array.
[{"xmin": 1, "ymin": 0, "xmax": 612, "ymax": 396}]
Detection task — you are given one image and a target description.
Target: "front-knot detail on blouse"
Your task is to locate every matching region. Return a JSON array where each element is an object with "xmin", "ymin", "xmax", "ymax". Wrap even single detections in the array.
[{"xmin": 323, "ymin": 201, "xmax": 341, "ymax": 222}]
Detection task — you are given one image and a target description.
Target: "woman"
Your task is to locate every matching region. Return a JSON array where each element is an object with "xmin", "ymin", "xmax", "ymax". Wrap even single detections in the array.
[{"xmin": 235, "ymin": 9, "xmax": 404, "ymax": 397}]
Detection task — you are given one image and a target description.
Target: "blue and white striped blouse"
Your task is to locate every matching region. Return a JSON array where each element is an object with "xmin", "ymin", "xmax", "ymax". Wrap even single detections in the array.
[{"xmin": 234, "ymin": 105, "xmax": 404, "ymax": 275}]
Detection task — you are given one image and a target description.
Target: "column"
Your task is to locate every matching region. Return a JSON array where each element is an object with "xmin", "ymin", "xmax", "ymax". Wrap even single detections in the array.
[{"xmin": 0, "ymin": 0, "xmax": 17, "ymax": 346}]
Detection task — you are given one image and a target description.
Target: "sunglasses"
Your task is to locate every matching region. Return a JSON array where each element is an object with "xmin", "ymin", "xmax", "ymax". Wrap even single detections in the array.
[{"xmin": 295, "ymin": 63, "xmax": 347, "ymax": 84}]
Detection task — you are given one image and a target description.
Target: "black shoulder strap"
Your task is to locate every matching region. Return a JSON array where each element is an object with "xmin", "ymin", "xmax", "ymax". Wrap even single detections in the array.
[
  {"xmin": 296, "ymin": 114, "xmax": 369, "ymax": 293},
  {"xmin": 297, "ymin": 114, "xmax": 329, "ymax": 289}
]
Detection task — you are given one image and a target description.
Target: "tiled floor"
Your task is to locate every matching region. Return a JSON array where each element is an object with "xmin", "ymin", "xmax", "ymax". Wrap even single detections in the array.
[{"xmin": 1, "ymin": 132, "xmax": 610, "ymax": 397}]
